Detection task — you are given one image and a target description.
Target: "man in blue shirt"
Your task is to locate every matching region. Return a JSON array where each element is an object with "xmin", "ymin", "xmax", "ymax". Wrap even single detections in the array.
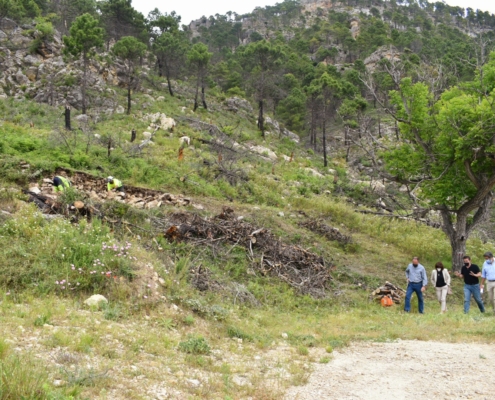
[
  {"xmin": 404, "ymin": 257, "xmax": 428, "ymax": 314},
  {"xmin": 481, "ymin": 251, "xmax": 495, "ymax": 313}
]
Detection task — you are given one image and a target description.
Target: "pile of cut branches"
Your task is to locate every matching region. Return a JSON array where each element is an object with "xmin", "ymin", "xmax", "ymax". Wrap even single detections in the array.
[
  {"xmin": 370, "ymin": 281, "xmax": 405, "ymax": 304},
  {"xmin": 163, "ymin": 207, "xmax": 333, "ymax": 297},
  {"xmin": 299, "ymin": 219, "xmax": 352, "ymax": 245}
]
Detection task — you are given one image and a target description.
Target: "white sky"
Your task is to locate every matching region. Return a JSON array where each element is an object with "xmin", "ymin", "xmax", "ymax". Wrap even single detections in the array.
[
  {"xmin": 132, "ymin": 0, "xmax": 495, "ymax": 25},
  {"xmin": 443, "ymin": 0, "xmax": 495, "ymax": 14},
  {"xmin": 132, "ymin": 0, "xmax": 280, "ymax": 25}
]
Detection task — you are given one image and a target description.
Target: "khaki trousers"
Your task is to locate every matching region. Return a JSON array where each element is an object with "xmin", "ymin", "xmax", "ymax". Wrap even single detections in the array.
[
  {"xmin": 486, "ymin": 280, "xmax": 495, "ymax": 311},
  {"xmin": 435, "ymin": 285, "xmax": 448, "ymax": 312}
]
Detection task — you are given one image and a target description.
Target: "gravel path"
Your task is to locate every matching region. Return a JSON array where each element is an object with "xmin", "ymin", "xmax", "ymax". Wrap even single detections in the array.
[{"xmin": 285, "ymin": 340, "xmax": 495, "ymax": 400}]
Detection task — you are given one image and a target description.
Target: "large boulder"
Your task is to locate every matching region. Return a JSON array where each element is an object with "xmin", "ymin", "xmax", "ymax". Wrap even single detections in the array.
[
  {"xmin": 225, "ymin": 97, "xmax": 253, "ymax": 113},
  {"xmin": 264, "ymin": 116, "xmax": 300, "ymax": 143},
  {"xmin": 249, "ymin": 145, "xmax": 277, "ymax": 161},
  {"xmin": 15, "ymin": 70, "xmax": 30, "ymax": 86},
  {"xmin": 142, "ymin": 113, "xmax": 176, "ymax": 131},
  {"xmin": 24, "ymin": 54, "xmax": 41, "ymax": 65},
  {"xmin": 282, "ymin": 127, "xmax": 300, "ymax": 143}
]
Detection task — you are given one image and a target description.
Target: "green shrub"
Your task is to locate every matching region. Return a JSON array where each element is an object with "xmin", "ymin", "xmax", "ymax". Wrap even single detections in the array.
[
  {"xmin": 178, "ymin": 336, "xmax": 211, "ymax": 355},
  {"xmin": 0, "ymin": 353, "xmax": 49, "ymax": 399},
  {"xmin": 101, "ymin": 302, "xmax": 123, "ymax": 321},
  {"xmin": 182, "ymin": 315, "xmax": 195, "ymax": 326},
  {"xmin": 33, "ymin": 314, "xmax": 51, "ymax": 327},
  {"xmin": 0, "ymin": 205, "xmax": 137, "ymax": 295},
  {"xmin": 0, "ymin": 339, "xmax": 9, "ymax": 360},
  {"xmin": 288, "ymin": 334, "xmax": 317, "ymax": 347},
  {"xmin": 9, "ymin": 137, "xmax": 40, "ymax": 153},
  {"xmin": 226, "ymin": 326, "xmax": 253, "ymax": 341}
]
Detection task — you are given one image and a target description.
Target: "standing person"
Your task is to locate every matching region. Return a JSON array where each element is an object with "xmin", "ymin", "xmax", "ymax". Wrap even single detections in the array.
[
  {"xmin": 480, "ymin": 251, "xmax": 495, "ymax": 313},
  {"xmin": 454, "ymin": 255, "xmax": 485, "ymax": 314},
  {"xmin": 430, "ymin": 262, "xmax": 451, "ymax": 313},
  {"xmin": 106, "ymin": 176, "xmax": 124, "ymax": 194},
  {"xmin": 53, "ymin": 176, "xmax": 71, "ymax": 192},
  {"xmin": 404, "ymin": 257, "xmax": 428, "ymax": 314}
]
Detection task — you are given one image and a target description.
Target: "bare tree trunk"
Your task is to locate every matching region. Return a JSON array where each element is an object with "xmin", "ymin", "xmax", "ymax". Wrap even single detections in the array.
[
  {"xmin": 322, "ymin": 119, "xmax": 327, "ymax": 167},
  {"xmin": 166, "ymin": 74, "xmax": 174, "ymax": 96},
  {"xmin": 107, "ymin": 138, "xmax": 112, "ymax": 158},
  {"xmin": 82, "ymin": 55, "xmax": 87, "ymax": 114},
  {"xmin": 450, "ymin": 236, "xmax": 467, "ymax": 272},
  {"xmin": 440, "ymin": 193, "xmax": 493, "ymax": 271},
  {"xmin": 201, "ymin": 85, "xmax": 207, "ymax": 109},
  {"xmin": 65, "ymin": 105, "xmax": 71, "ymax": 130},
  {"xmin": 345, "ymin": 125, "xmax": 351, "ymax": 162},
  {"xmin": 258, "ymin": 100, "xmax": 265, "ymax": 138},
  {"xmin": 127, "ymin": 84, "xmax": 131, "ymax": 115},
  {"xmin": 193, "ymin": 76, "xmax": 200, "ymax": 111}
]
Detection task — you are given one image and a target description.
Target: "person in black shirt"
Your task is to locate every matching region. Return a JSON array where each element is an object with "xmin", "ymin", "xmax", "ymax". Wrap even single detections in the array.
[
  {"xmin": 431, "ymin": 262, "xmax": 451, "ymax": 313},
  {"xmin": 454, "ymin": 255, "xmax": 485, "ymax": 314}
]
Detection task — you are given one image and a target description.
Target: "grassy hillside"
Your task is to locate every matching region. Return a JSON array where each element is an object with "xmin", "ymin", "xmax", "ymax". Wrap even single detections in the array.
[{"xmin": 1, "ymin": 79, "xmax": 495, "ymax": 399}]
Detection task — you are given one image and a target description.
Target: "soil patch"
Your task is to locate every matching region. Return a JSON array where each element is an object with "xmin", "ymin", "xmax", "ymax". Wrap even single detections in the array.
[{"xmin": 285, "ymin": 340, "xmax": 495, "ymax": 399}]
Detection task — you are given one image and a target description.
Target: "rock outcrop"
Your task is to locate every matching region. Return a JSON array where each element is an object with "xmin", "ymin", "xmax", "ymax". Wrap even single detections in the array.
[
  {"xmin": 364, "ymin": 45, "xmax": 401, "ymax": 72},
  {"xmin": 0, "ymin": 20, "xmax": 130, "ymax": 112}
]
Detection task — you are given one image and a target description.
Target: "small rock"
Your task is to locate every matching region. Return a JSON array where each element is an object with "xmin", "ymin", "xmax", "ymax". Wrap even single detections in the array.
[
  {"xmin": 278, "ymin": 212, "xmax": 285, "ymax": 217},
  {"xmin": 83, "ymin": 294, "xmax": 108, "ymax": 308},
  {"xmin": 28, "ymin": 186, "xmax": 41, "ymax": 194},
  {"xmin": 281, "ymin": 332, "xmax": 288, "ymax": 339},
  {"xmin": 187, "ymin": 379, "xmax": 200, "ymax": 387},
  {"xmin": 304, "ymin": 167, "xmax": 324, "ymax": 178}
]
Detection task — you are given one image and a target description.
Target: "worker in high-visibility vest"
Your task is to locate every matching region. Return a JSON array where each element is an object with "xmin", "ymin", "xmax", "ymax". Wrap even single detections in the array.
[
  {"xmin": 53, "ymin": 176, "xmax": 71, "ymax": 192},
  {"xmin": 107, "ymin": 176, "xmax": 124, "ymax": 193}
]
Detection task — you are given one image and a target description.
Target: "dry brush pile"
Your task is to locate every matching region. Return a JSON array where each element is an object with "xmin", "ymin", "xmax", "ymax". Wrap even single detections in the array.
[
  {"xmin": 161, "ymin": 207, "xmax": 333, "ymax": 297},
  {"xmin": 298, "ymin": 219, "xmax": 353, "ymax": 245}
]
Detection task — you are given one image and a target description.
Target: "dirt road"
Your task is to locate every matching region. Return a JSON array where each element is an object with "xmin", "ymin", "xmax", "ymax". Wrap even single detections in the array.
[{"xmin": 285, "ymin": 340, "xmax": 495, "ymax": 400}]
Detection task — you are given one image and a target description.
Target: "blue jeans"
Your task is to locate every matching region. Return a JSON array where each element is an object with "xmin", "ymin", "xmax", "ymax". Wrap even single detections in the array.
[
  {"xmin": 404, "ymin": 282, "xmax": 424, "ymax": 313},
  {"xmin": 463, "ymin": 284, "xmax": 485, "ymax": 313}
]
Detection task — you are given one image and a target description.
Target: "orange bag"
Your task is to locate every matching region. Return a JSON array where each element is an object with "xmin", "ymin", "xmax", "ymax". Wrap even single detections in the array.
[{"xmin": 380, "ymin": 295, "xmax": 394, "ymax": 307}]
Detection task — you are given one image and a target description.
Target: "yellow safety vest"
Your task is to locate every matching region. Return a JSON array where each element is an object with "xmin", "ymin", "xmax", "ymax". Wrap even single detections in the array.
[
  {"xmin": 107, "ymin": 179, "xmax": 123, "ymax": 191},
  {"xmin": 54, "ymin": 176, "xmax": 71, "ymax": 192}
]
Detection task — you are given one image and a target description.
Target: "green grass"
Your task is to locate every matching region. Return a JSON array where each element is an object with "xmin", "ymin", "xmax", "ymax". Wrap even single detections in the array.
[{"xmin": 178, "ymin": 336, "xmax": 211, "ymax": 355}]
